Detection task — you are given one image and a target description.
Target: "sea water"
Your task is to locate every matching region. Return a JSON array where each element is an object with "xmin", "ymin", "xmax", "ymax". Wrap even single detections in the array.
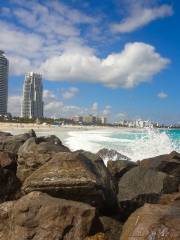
[{"xmin": 65, "ymin": 128, "xmax": 180, "ymax": 162}]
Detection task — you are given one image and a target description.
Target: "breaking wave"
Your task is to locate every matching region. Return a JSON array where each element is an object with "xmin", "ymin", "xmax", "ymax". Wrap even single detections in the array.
[{"xmin": 65, "ymin": 128, "xmax": 180, "ymax": 162}]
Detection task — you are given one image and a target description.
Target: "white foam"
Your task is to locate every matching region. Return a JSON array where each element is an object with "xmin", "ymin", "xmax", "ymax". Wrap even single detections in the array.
[{"xmin": 65, "ymin": 128, "xmax": 180, "ymax": 162}]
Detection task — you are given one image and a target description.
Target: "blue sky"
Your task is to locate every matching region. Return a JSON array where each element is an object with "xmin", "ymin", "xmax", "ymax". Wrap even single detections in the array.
[{"xmin": 0, "ymin": 0, "xmax": 179, "ymax": 123}]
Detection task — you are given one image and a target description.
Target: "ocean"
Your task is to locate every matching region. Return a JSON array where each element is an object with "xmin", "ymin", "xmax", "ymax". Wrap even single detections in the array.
[
  {"xmin": 65, "ymin": 128, "xmax": 180, "ymax": 162},
  {"xmin": 7, "ymin": 127, "xmax": 180, "ymax": 162}
]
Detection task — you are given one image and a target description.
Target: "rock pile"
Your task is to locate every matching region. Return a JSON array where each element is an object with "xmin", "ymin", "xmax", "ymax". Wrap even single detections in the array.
[{"xmin": 0, "ymin": 130, "xmax": 180, "ymax": 239}]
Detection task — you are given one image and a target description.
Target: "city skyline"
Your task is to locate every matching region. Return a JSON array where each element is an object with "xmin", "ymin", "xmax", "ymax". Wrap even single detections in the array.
[{"xmin": 0, "ymin": 0, "xmax": 180, "ymax": 123}]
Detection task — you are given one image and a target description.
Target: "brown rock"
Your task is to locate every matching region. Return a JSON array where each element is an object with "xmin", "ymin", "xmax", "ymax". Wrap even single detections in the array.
[
  {"xmin": 0, "ymin": 130, "xmax": 35, "ymax": 154},
  {"xmin": 159, "ymin": 192, "xmax": 180, "ymax": 205},
  {"xmin": 99, "ymin": 216, "xmax": 122, "ymax": 240},
  {"xmin": 0, "ymin": 151, "xmax": 17, "ymax": 170},
  {"xmin": 17, "ymin": 135, "xmax": 70, "ymax": 182},
  {"xmin": 22, "ymin": 151, "xmax": 117, "ymax": 212},
  {"xmin": 0, "ymin": 191, "xmax": 96, "ymax": 240},
  {"xmin": 85, "ymin": 233, "xmax": 107, "ymax": 240},
  {"xmin": 120, "ymin": 202, "xmax": 180, "ymax": 240}
]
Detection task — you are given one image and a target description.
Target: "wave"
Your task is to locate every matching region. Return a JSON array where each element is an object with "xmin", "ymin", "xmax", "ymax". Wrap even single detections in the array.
[{"xmin": 65, "ymin": 128, "xmax": 180, "ymax": 162}]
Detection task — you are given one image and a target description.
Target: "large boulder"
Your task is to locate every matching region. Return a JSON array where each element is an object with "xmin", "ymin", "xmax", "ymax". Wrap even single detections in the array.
[
  {"xmin": 117, "ymin": 166, "xmax": 179, "ymax": 220},
  {"xmin": 17, "ymin": 135, "xmax": 70, "ymax": 182},
  {"xmin": 140, "ymin": 151, "xmax": 180, "ymax": 179},
  {"xmin": 120, "ymin": 201, "xmax": 180, "ymax": 240},
  {"xmin": 22, "ymin": 151, "xmax": 117, "ymax": 212},
  {"xmin": 107, "ymin": 160, "xmax": 137, "ymax": 190},
  {"xmin": 0, "ymin": 130, "xmax": 36, "ymax": 154},
  {"xmin": 0, "ymin": 191, "xmax": 96, "ymax": 240},
  {"xmin": 97, "ymin": 148, "xmax": 130, "ymax": 164}
]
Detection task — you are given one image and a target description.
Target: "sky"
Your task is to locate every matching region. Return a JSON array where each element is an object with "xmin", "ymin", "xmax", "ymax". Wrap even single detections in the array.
[{"xmin": 0, "ymin": 0, "xmax": 180, "ymax": 123}]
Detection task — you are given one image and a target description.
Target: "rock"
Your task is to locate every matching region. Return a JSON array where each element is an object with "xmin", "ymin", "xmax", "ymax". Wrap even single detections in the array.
[
  {"xmin": 140, "ymin": 151, "xmax": 180, "ymax": 179},
  {"xmin": 159, "ymin": 192, "xmax": 180, "ymax": 205},
  {"xmin": 0, "ymin": 130, "xmax": 36, "ymax": 154},
  {"xmin": 0, "ymin": 191, "xmax": 96, "ymax": 240},
  {"xmin": 117, "ymin": 166, "xmax": 179, "ymax": 220},
  {"xmin": 107, "ymin": 160, "xmax": 137, "ymax": 190},
  {"xmin": 22, "ymin": 151, "xmax": 117, "ymax": 212},
  {"xmin": 0, "ymin": 151, "xmax": 17, "ymax": 170},
  {"xmin": 85, "ymin": 233, "xmax": 107, "ymax": 240},
  {"xmin": 120, "ymin": 202, "xmax": 180, "ymax": 240},
  {"xmin": 99, "ymin": 216, "xmax": 122, "ymax": 240},
  {"xmin": 97, "ymin": 148, "xmax": 130, "ymax": 164},
  {"xmin": 17, "ymin": 135, "xmax": 70, "ymax": 182},
  {"xmin": 0, "ymin": 131, "xmax": 12, "ymax": 136},
  {"xmin": 0, "ymin": 168, "xmax": 21, "ymax": 203}
]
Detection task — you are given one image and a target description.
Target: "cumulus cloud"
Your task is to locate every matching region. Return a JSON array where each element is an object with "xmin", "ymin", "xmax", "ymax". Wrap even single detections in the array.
[
  {"xmin": 40, "ymin": 42, "xmax": 169, "ymax": 88},
  {"xmin": 111, "ymin": 2, "xmax": 173, "ymax": 33},
  {"xmin": 0, "ymin": 1, "xmax": 171, "ymax": 88},
  {"xmin": 61, "ymin": 87, "xmax": 79, "ymax": 99},
  {"xmin": 158, "ymin": 91, "xmax": 168, "ymax": 99}
]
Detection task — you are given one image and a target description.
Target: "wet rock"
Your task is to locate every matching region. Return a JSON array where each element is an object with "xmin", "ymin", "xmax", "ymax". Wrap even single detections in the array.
[
  {"xmin": 85, "ymin": 233, "xmax": 107, "ymax": 240},
  {"xmin": 0, "ymin": 130, "xmax": 35, "ymax": 154},
  {"xmin": 0, "ymin": 191, "xmax": 96, "ymax": 240},
  {"xmin": 140, "ymin": 151, "xmax": 180, "ymax": 180},
  {"xmin": 22, "ymin": 151, "xmax": 117, "ymax": 212},
  {"xmin": 107, "ymin": 160, "xmax": 137, "ymax": 190},
  {"xmin": 117, "ymin": 166, "xmax": 179, "ymax": 220},
  {"xmin": 17, "ymin": 135, "xmax": 70, "ymax": 182},
  {"xmin": 99, "ymin": 216, "xmax": 122, "ymax": 240},
  {"xmin": 120, "ymin": 202, "xmax": 180, "ymax": 240},
  {"xmin": 97, "ymin": 148, "xmax": 130, "ymax": 164}
]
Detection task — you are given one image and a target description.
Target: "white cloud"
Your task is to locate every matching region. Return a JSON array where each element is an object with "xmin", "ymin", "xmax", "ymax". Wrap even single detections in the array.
[
  {"xmin": 8, "ymin": 95, "xmax": 22, "ymax": 116},
  {"xmin": 40, "ymin": 42, "xmax": 169, "ymax": 88},
  {"xmin": 62, "ymin": 87, "xmax": 79, "ymax": 99},
  {"xmin": 102, "ymin": 105, "xmax": 112, "ymax": 116},
  {"xmin": 0, "ymin": 1, "xmax": 170, "ymax": 88},
  {"xmin": 111, "ymin": 4, "xmax": 173, "ymax": 33},
  {"xmin": 158, "ymin": 91, "xmax": 168, "ymax": 99}
]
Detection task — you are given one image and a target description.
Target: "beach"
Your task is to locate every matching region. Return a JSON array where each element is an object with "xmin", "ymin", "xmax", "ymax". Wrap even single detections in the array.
[{"xmin": 1, "ymin": 122, "xmax": 180, "ymax": 162}]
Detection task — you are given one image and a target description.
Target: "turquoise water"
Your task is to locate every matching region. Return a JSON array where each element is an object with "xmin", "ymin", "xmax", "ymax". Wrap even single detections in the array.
[{"xmin": 66, "ymin": 128, "xmax": 180, "ymax": 162}]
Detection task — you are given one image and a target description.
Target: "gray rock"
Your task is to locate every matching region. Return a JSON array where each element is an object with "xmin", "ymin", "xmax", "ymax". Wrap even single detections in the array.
[{"xmin": 117, "ymin": 166, "xmax": 179, "ymax": 220}]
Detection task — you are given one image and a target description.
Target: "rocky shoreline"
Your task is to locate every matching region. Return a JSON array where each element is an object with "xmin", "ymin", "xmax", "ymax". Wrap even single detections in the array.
[{"xmin": 0, "ymin": 129, "xmax": 180, "ymax": 240}]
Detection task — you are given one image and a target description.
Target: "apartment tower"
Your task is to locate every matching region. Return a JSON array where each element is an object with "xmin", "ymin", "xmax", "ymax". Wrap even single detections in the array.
[
  {"xmin": 0, "ymin": 50, "xmax": 9, "ymax": 115},
  {"xmin": 21, "ymin": 72, "xmax": 43, "ymax": 119}
]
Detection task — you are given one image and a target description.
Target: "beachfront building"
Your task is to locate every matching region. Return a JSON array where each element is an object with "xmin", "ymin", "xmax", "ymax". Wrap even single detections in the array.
[
  {"xmin": 21, "ymin": 72, "xmax": 43, "ymax": 119},
  {"xmin": 0, "ymin": 50, "xmax": 9, "ymax": 115}
]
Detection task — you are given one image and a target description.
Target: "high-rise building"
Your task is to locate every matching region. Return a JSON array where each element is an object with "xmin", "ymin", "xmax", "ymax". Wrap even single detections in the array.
[
  {"xmin": 0, "ymin": 50, "xmax": 9, "ymax": 115},
  {"xmin": 21, "ymin": 72, "xmax": 43, "ymax": 119}
]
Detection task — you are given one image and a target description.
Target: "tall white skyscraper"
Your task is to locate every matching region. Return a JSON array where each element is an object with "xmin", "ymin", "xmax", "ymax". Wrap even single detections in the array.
[
  {"xmin": 0, "ymin": 50, "xmax": 8, "ymax": 115},
  {"xmin": 21, "ymin": 72, "xmax": 43, "ymax": 119}
]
